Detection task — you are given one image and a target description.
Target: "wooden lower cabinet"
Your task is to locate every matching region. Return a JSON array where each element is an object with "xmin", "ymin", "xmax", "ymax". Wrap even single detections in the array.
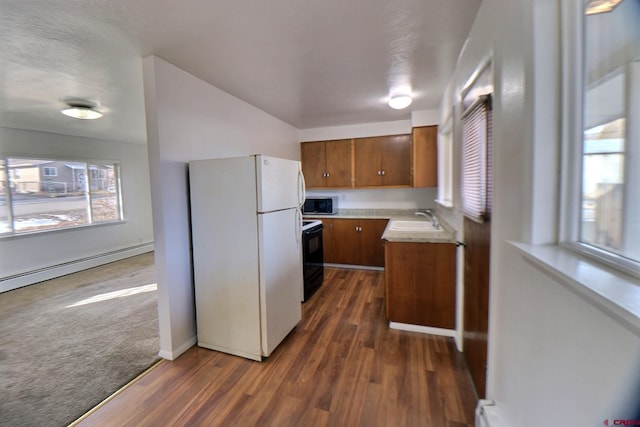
[
  {"xmin": 322, "ymin": 218, "xmax": 387, "ymax": 267},
  {"xmin": 384, "ymin": 241, "xmax": 456, "ymax": 329},
  {"xmin": 358, "ymin": 219, "xmax": 388, "ymax": 266}
]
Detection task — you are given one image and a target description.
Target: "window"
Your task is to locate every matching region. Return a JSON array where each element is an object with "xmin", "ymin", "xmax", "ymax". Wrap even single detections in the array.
[
  {"xmin": 43, "ymin": 167, "xmax": 58, "ymax": 177},
  {"xmin": 460, "ymin": 60, "xmax": 493, "ymax": 222},
  {"xmin": 581, "ymin": 117, "xmax": 625, "ymax": 251},
  {"xmin": 88, "ymin": 164, "xmax": 121, "ymax": 223},
  {"xmin": 0, "ymin": 159, "xmax": 9, "ymax": 233},
  {"xmin": 436, "ymin": 114, "xmax": 454, "ymax": 208},
  {"xmin": 562, "ymin": 0, "xmax": 640, "ymax": 274},
  {"xmin": 0, "ymin": 157, "xmax": 123, "ymax": 235},
  {"xmin": 461, "ymin": 96, "xmax": 492, "ymax": 222}
]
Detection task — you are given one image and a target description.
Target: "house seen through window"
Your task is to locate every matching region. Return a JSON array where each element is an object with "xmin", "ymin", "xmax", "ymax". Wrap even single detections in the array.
[
  {"xmin": 567, "ymin": 0, "xmax": 640, "ymax": 273},
  {"xmin": 580, "ymin": 118, "xmax": 625, "ymax": 251},
  {"xmin": 0, "ymin": 158, "xmax": 123, "ymax": 235}
]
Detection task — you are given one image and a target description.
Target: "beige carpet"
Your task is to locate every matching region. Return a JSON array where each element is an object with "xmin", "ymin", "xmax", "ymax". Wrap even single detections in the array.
[{"xmin": 0, "ymin": 252, "xmax": 160, "ymax": 427}]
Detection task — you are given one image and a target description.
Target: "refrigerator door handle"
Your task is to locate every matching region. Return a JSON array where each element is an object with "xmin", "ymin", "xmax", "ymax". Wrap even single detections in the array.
[
  {"xmin": 295, "ymin": 208, "xmax": 302, "ymax": 249},
  {"xmin": 297, "ymin": 166, "xmax": 306, "ymax": 207}
]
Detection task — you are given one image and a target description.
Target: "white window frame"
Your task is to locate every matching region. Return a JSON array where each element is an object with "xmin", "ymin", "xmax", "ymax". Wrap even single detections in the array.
[
  {"xmin": 436, "ymin": 113, "xmax": 454, "ymax": 208},
  {"xmin": 559, "ymin": 0, "xmax": 640, "ymax": 278},
  {"xmin": 0, "ymin": 157, "xmax": 124, "ymax": 237}
]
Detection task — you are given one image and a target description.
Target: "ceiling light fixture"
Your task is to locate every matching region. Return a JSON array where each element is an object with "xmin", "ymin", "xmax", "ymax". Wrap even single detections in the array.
[
  {"xmin": 388, "ymin": 94, "xmax": 412, "ymax": 110},
  {"xmin": 585, "ymin": 0, "xmax": 625, "ymax": 15},
  {"xmin": 61, "ymin": 100, "xmax": 104, "ymax": 120}
]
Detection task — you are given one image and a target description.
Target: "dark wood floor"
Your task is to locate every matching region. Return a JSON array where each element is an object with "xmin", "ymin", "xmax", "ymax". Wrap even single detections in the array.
[{"xmin": 76, "ymin": 268, "xmax": 477, "ymax": 427}]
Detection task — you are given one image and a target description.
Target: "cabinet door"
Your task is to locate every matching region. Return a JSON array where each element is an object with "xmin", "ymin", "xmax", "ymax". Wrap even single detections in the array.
[
  {"xmin": 301, "ymin": 141, "xmax": 327, "ymax": 188},
  {"xmin": 353, "ymin": 137, "xmax": 382, "ymax": 187},
  {"xmin": 354, "ymin": 135, "xmax": 411, "ymax": 187},
  {"xmin": 358, "ymin": 219, "xmax": 388, "ymax": 267},
  {"xmin": 384, "ymin": 242, "xmax": 456, "ymax": 329},
  {"xmin": 379, "ymin": 134, "xmax": 411, "ymax": 186},
  {"xmin": 329, "ymin": 218, "xmax": 361, "ymax": 265},
  {"xmin": 321, "ymin": 219, "xmax": 337, "ymax": 263},
  {"xmin": 325, "ymin": 139, "xmax": 353, "ymax": 188},
  {"xmin": 412, "ymin": 126, "xmax": 438, "ymax": 188}
]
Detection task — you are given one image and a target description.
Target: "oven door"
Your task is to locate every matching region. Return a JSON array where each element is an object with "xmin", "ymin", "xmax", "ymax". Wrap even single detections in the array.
[{"xmin": 302, "ymin": 223, "xmax": 324, "ymax": 301}]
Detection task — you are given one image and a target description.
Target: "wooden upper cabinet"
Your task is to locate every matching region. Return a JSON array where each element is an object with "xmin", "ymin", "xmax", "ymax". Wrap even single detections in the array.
[
  {"xmin": 354, "ymin": 135, "xmax": 411, "ymax": 187},
  {"xmin": 353, "ymin": 137, "xmax": 381, "ymax": 187},
  {"xmin": 301, "ymin": 130, "xmax": 432, "ymax": 189},
  {"xmin": 300, "ymin": 141, "xmax": 326, "ymax": 188},
  {"xmin": 300, "ymin": 139, "xmax": 353, "ymax": 188},
  {"xmin": 325, "ymin": 139, "xmax": 353, "ymax": 187},
  {"xmin": 411, "ymin": 126, "xmax": 438, "ymax": 188}
]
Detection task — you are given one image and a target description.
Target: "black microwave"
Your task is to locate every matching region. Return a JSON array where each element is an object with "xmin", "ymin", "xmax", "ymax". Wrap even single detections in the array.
[{"xmin": 303, "ymin": 197, "xmax": 338, "ymax": 215}]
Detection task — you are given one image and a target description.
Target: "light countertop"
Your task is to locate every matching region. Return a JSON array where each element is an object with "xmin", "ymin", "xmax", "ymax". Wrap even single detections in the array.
[{"xmin": 303, "ymin": 209, "xmax": 457, "ymax": 243}]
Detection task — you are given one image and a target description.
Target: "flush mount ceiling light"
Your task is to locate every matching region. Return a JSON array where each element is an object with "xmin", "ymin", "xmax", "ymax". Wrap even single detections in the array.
[
  {"xmin": 388, "ymin": 94, "xmax": 412, "ymax": 110},
  {"xmin": 61, "ymin": 100, "xmax": 104, "ymax": 120},
  {"xmin": 585, "ymin": 0, "xmax": 624, "ymax": 15}
]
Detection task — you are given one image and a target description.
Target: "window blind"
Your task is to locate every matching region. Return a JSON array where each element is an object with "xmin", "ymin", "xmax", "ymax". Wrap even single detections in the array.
[{"xmin": 461, "ymin": 95, "xmax": 492, "ymax": 222}]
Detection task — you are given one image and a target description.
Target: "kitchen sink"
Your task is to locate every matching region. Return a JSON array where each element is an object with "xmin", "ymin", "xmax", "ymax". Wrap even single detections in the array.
[{"xmin": 388, "ymin": 220, "xmax": 436, "ymax": 232}]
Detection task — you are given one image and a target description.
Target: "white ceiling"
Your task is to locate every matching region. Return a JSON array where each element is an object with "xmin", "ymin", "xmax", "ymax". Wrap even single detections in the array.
[{"xmin": 0, "ymin": 0, "xmax": 481, "ymax": 144}]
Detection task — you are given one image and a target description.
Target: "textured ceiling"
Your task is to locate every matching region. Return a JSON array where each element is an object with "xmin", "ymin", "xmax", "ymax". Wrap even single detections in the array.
[{"xmin": 0, "ymin": 0, "xmax": 481, "ymax": 144}]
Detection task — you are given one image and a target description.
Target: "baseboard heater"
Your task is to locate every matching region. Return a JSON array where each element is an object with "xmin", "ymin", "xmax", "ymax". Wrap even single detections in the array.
[
  {"xmin": 0, "ymin": 243, "xmax": 154, "ymax": 293},
  {"xmin": 476, "ymin": 400, "xmax": 504, "ymax": 427}
]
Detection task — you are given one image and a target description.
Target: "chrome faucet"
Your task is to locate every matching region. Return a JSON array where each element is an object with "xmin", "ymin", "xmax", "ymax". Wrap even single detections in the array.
[{"xmin": 415, "ymin": 209, "xmax": 440, "ymax": 229}]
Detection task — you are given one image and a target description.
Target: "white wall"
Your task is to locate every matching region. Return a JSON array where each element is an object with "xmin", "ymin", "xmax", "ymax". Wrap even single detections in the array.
[
  {"xmin": 142, "ymin": 56, "xmax": 300, "ymax": 360},
  {"xmin": 0, "ymin": 127, "xmax": 154, "ymax": 292},
  {"xmin": 306, "ymin": 188, "xmax": 437, "ymax": 211},
  {"xmin": 411, "ymin": 109, "xmax": 441, "ymax": 127},
  {"xmin": 444, "ymin": 0, "xmax": 640, "ymax": 423},
  {"xmin": 299, "ymin": 120, "xmax": 412, "ymax": 142},
  {"xmin": 298, "ymin": 109, "xmax": 439, "ymax": 142}
]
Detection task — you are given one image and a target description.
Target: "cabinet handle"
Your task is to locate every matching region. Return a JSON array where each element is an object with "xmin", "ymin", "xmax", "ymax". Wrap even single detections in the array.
[
  {"xmin": 326, "ymin": 172, "xmax": 330, "ymax": 177},
  {"xmin": 381, "ymin": 170, "xmax": 386, "ymax": 176},
  {"xmin": 377, "ymin": 170, "xmax": 381, "ymax": 176}
]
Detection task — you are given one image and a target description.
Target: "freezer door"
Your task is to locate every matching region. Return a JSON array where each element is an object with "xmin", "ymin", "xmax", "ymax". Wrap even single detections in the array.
[
  {"xmin": 256, "ymin": 155, "xmax": 303, "ymax": 213},
  {"xmin": 258, "ymin": 208, "xmax": 303, "ymax": 356}
]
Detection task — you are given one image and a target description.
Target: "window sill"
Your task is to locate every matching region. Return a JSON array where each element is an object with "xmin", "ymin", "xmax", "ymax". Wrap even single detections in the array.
[
  {"xmin": 434, "ymin": 199, "xmax": 454, "ymax": 209},
  {"xmin": 511, "ymin": 241, "xmax": 640, "ymax": 335},
  {"xmin": 0, "ymin": 219, "xmax": 127, "ymax": 240}
]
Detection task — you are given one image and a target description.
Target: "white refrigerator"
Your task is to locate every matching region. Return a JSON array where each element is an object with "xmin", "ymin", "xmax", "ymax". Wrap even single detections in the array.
[{"xmin": 188, "ymin": 155, "xmax": 305, "ymax": 361}]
